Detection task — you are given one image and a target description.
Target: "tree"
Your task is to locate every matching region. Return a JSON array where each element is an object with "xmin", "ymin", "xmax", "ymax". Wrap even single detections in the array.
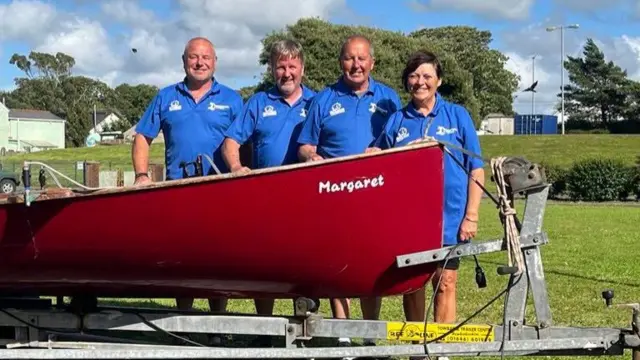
[
  {"xmin": 238, "ymin": 85, "xmax": 259, "ymax": 101},
  {"xmin": 409, "ymin": 26, "xmax": 519, "ymax": 118},
  {"xmin": 9, "ymin": 51, "xmax": 75, "ymax": 80},
  {"xmin": 560, "ymin": 38, "xmax": 633, "ymax": 127},
  {"xmin": 6, "ymin": 51, "xmax": 159, "ymax": 146},
  {"xmin": 110, "ymin": 83, "xmax": 159, "ymax": 130},
  {"xmin": 256, "ymin": 18, "xmax": 483, "ymax": 126}
]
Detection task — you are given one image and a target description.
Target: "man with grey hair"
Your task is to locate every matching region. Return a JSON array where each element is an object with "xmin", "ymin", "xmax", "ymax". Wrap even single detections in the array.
[
  {"xmin": 296, "ymin": 34, "xmax": 402, "ymax": 350},
  {"xmin": 223, "ymin": 39, "xmax": 315, "ymax": 175},
  {"xmin": 221, "ymin": 39, "xmax": 315, "ymax": 338}
]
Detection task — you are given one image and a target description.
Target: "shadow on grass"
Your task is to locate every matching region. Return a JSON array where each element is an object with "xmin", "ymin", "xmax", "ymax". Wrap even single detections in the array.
[
  {"xmin": 93, "ymin": 299, "xmax": 341, "ymax": 349},
  {"xmin": 475, "ymin": 259, "xmax": 640, "ymax": 288},
  {"xmin": 98, "ymin": 299, "xmax": 176, "ymax": 310}
]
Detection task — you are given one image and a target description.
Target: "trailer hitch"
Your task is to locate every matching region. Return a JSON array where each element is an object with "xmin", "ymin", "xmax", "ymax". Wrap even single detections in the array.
[{"xmin": 601, "ymin": 289, "xmax": 640, "ymax": 351}]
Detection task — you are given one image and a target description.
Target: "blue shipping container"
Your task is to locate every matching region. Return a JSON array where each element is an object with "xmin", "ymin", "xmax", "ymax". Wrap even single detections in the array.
[{"xmin": 514, "ymin": 114, "xmax": 558, "ymax": 135}]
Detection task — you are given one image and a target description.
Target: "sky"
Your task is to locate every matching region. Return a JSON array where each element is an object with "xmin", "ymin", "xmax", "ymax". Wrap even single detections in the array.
[{"xmin": 1, "ymin": 0, "xmax": 639, "ymax": 117}]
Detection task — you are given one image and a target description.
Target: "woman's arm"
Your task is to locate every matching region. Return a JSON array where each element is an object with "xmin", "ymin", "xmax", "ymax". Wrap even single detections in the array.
[{"xmin": 465, "ymin": 167, "xmax": 485, "ymax": 222}]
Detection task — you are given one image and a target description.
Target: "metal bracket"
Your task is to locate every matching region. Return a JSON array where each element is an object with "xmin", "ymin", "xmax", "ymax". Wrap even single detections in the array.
[
  {"xmin": 396, "ymin": 232, "xmax": 548, "ymax": 268},
  {"xmin": 396, "ymin": 183, "xmax": 553, "ymax": 333}
]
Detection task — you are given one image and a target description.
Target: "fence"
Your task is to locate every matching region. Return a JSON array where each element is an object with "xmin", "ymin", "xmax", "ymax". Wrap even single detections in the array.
[{"xmin": 1, "ymin": 160, "xmax": 165, "ymax": 189}]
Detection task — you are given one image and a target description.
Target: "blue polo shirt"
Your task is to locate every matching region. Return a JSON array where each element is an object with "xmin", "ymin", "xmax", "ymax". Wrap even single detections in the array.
[
  {"xmin": 297, "ymin": 76, "xmax": 402, "ymax": 158},
  {"xmin": 135, "ymin": 78, "xmax": 243, "ymax": 180},
  {"xmin": 224, "ymin": 85, "xmax": 316, "ymax": 169},
  {"xmin": 374, "ymin": 93, "xmax": 484, "ymax": 246}
]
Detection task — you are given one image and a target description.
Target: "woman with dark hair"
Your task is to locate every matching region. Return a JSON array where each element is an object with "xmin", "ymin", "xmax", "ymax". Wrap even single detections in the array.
[{"xmin": 372, "ymin": 51, "xmax": 485, "ymax": 335}]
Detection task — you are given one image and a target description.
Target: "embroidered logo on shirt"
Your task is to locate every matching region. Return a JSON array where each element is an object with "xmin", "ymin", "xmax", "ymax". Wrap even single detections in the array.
[
  {"xmin": 369, "ymin": 103, "xmax": 377, "ymax": 113},
  {"xmin": 263, "ymin": 105, "xmax": 277, "ymax": 117},
  {"xmin": 208, "ymin": 102, "xmax": 229, "ymax": 111},
  {"xmin": 300, "ymin": 108, "xmax": 307, "ymax": 117},
  {"xmin": 396, "ymin": 127, "xmax": 409, "ymax": 143},
  {"xmin": 436, "ymin": 126, "xmax": 458, "ymax": 136},
  {"xmin": 169, "ymin": 100, "xmax": 182, "ymax": 111},
  {"xmin": 329, "ymin": 102, "xmax": 345, "ymax": 116}
]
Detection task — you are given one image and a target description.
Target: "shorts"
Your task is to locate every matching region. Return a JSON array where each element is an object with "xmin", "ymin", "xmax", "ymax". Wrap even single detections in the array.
[{"xmin": 437, "ymin": 257, "xmax": 460, "ymax": 270}]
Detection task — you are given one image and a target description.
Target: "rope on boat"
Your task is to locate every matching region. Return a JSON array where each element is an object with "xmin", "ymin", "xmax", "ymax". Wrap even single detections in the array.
[
  {"xmin": 201, "ymin": 154, "xmax": 222, "ymax": 175},
  {"xmin": 23, "ymin": 153, "xmax": 221, "ymax": 196},
  {"xmin": 23, "ymin": 161, "xmax": 112, "ymax": 191},
  {"xmin": 491, "ymin": 157, "xmax": 525, "ymax": 275},
  {"xmin": 418, "ymin": 137, "xmax": 527, "ymax": 275}
]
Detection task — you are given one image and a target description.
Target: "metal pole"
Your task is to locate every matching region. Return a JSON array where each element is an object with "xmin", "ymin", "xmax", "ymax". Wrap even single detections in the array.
[
  {"xmin": 532, "ymin": 56, "xmax": 535, "ymax": 118},
  {"xmin": 561, "ymin": 26, "xmax": 565, "ymax": 135},
  {"xmin": 546, "ymin": 24, "xmax": 578, "ymax": 135}
]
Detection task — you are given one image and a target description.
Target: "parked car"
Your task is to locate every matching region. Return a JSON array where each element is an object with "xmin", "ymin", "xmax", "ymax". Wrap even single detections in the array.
[{"xmin": 0, "ymin": 166, "xmax": 20, "ymax": 194}]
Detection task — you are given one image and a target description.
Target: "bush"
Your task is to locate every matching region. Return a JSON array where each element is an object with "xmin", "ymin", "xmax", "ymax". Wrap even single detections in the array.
[
  {"xmin": 565, "ymin": 158, "xmax": 635, "ymax": 202},
  {"xmin": 540, "ymin": 162, "xmax": 569, "ymax": 199},
  {"xmin": 633, "ymin": 158, "xmax": 640, "ymax": 200},
  {"xmin": 617, "ymin": 166, "xmax": 639, "ymax": 201}
]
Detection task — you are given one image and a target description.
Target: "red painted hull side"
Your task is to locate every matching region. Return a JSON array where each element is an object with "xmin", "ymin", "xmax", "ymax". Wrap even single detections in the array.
[{"xmin": 0, "ymin": 144, "xmax": 444, "ymax": 299}]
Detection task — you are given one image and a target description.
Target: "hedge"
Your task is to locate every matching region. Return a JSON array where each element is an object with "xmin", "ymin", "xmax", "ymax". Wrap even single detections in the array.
[{"xmin": 540, "ymin": 157, "xmax": 640, "ymax": 202}]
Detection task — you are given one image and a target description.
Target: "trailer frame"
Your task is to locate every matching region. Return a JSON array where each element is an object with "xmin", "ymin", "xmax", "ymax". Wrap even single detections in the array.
[{"xmin": 0, "ymin": 166, "xmax": 638, "ymax": 359}]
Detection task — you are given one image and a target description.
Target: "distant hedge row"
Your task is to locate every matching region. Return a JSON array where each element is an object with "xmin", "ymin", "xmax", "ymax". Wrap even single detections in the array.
[{"xmin": 541, "ymin": 156, "xmax": 640, "ymax": 202}]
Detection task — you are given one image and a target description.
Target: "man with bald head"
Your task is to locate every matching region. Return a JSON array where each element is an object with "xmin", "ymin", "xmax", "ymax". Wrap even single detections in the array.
[
  {"xmin": 131, "ymin": 37, "xmax": 243, "ymax": 315},
  {"xmin": 297, "ymin": 34, "xmax": 402, "ymax": 349}
]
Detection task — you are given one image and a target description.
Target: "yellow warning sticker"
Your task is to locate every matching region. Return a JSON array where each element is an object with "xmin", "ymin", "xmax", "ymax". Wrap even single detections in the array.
[{"xmin": 386, "ymin": 322, "xmax": 495, "ymax": 343}]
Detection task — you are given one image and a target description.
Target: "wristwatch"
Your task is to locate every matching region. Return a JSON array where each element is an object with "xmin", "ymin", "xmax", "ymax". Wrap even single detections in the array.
[{"xmin": 135, "ymin": 173, "xmax": 149, "ymax": 179}]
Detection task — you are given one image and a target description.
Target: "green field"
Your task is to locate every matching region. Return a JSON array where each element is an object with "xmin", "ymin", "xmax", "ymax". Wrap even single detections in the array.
[
  {"xmin": 2, "ymin": 134, "xmax": 639, "ymax": 169},
  {"xmin": 3, "ymin": 134, "xmax": 637, "ymax": 190},
  {"xmin": 93, "ymin": 199, "xmax": 640, "ymax": 360},
  {"xmin": 2, "ymin": 134, "xmax": 639, "ymax": 358}
]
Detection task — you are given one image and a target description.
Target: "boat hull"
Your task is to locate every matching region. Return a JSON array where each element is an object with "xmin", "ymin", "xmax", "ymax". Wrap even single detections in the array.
[{"xmin": 0, "ymin": 143, "xmax": 445, "ymax": 300}]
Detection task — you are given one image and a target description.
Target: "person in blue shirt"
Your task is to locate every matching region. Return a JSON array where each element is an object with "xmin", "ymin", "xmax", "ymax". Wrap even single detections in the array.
[
  {"xmin": 221, "ymin": 39, "xmax": 315, "ymax": 320},
  {"xmin": 133, "ymin": 37, "xmax": 243, "ymax": 184},
  {"xmin": 222, "ymin": 39, "xmax": 315, "ymax": 174},
  {"xmin": 372, "ymin": 50, "xmax": 485, "ymax": 335},
  {"xmin": 131, "ymin": 37, "xmax": 243, "ymax": 319},
  {"xmin": 297, "ymin": 34, "xmax": 402, "ymax": 349}
]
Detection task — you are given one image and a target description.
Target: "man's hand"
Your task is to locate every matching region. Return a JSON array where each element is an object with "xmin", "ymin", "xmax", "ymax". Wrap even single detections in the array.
[
  {"xmin": 298, "ymin": 144, "xmax": 323, "ymax": 162},
  {"xmin": 231, "ymin": 165, "xmax": 251, "ymax": 175},
  {"xmin": 134, "ymin": 174, "xmax": 152, "ymax": 186},
  {"xmin": 306, "ymin": 153, "xmax": 323, "ymax": 162},
  {"xmin": 458, "ymin": 216, "xmax": 478, "ymax": 241},
  {"xmin": 365, "ymin": 147, "xmax": 382, "ymax": 153},
  {"xmin": 408, "ymin": 138, "xmax": 427, "ymax": 145}
]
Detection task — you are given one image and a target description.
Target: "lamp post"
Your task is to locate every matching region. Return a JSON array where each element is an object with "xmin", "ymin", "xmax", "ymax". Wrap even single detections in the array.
[
  {"xmin": 546, "ymin": 23, "xmax": 579, "ymax": 135},
  {"xmin": 531, "ymin": 54, "xmax": 537, "ymax": 135}
]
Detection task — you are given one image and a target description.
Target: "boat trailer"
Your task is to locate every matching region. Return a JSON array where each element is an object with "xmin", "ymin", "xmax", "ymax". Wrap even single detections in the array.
[{"xmin": 0, "ymin": 157, "xmax": 638, "ymax": 359}]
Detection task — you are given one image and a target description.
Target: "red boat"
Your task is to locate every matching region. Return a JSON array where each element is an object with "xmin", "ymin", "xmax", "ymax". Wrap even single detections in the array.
[{"xmin": 0, "ymin": 142, "xmax": 444, "ymax": 300}]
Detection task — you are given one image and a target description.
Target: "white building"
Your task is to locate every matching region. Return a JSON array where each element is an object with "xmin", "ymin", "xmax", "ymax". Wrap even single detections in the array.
[
  {"xmin": 0, "ymin": 103, "xmax": 66, "ymax": 155},
  {"xmin": 478, "ymin": 113, "xmax": 515, "ymax": 135}
]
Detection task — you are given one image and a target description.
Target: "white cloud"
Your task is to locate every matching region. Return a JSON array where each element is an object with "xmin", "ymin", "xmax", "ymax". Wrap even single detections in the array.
[
  {"xmin": 35, "ymin": 18, "xmax": 124, "ymax": 76},
  {"xmin": 504, "ymin": 52, "xmax": 555, "ymax": 115},
  {"xmin": 410, "ymin": 0, "xmax": 534, "ymax": 20},
  {"xmin": 100, "ymin": 1, "xmax": 157, "ymax": 30},
  {"xmin": 614, "ymin": 35, "xmax": 640, "ymax": 79},
  {"xmin": 0, "ymin": 0, "xmax": 57, "ymax": 42},
  {"xmin": 0, "ymin": 0, "xmax": 346, "ymax": 90},
  {"xmin": 500, "ymin": 22, "xmax": 640, "ymax": 115}
]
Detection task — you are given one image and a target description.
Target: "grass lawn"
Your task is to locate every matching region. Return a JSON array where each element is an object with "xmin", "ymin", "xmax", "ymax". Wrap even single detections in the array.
[
  {"xmin": 96, "ymin": 198, "xmax": 640, "ymax": 360},
  {"xmin": 2, "ymin": 134, "xmax": 638, "ymax": 357},
  {"xmin": 2, "ymin": 134, "xmax": 639, "ymax": 169},
  {"xmin": 2, "ymin": 134, "xmax": 638, "ymax": 188},
  {"xmin": 479, "ymin": 134, "xmax": 639, "ymax": 168}
]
